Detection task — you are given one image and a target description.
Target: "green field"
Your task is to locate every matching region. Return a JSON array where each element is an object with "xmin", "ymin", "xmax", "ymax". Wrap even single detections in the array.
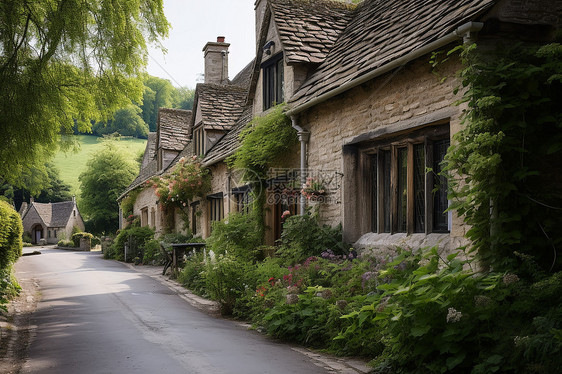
[{"xmin": 52, "ymin": 135, "xmax": 147, "ymax": 196}]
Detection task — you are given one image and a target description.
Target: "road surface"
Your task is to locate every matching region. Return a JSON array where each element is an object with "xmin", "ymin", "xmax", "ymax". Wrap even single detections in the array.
[{"xmin": 16, "ymin": 247, "xmax": 331, "ymax": 374}]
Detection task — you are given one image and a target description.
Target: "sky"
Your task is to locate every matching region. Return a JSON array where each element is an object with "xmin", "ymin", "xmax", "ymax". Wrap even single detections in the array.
[{"xmin": 146, "ymin": 0, "xmax": 256, "ymax": 89}]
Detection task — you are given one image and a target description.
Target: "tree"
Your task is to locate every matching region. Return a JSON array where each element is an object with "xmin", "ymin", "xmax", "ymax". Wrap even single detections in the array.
[
  {"xmin": 0, "ymin": 0, "xmax": 169, "ymax": 185},
  {"xmin": 173, "ymin": 86, "xmax": 195, "ymax": 110},
  {"xmin": 1, "ymin": 162, "xmax": 72, "ymax": 210},
  {"xmin": 141, "ymin": 75, "xmax": 176, "ymax": 131},
  {"xmin": 92, "ymin": 106, "xmax": 149, "ymax": 138},
  {"xmin": 79, "ymin": 141, "xmax": 138, "ymax": 234}
]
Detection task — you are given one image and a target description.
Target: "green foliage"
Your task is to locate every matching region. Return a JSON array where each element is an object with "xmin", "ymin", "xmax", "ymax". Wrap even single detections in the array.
[
  {"xmin": 277, "ymin": 213, "xmax": 344, "ymax": 265},
  {"xmin": 79, "ymin": 140, "xmax": 138, "ymax": 234},
  {"xmin": 52, "ymin": 135, "xmax": 146, "ymax": 196},
  {"xmin": 71, "ymin": 232, "xmax": 94, "ymax": 247},
  {"xmin": 120, "ymin": 189, "xmax": 141, "ymax": 218},
  {"xmin": 22, "ymin": 232, "xmax": 32, "ymax": 244},
  {"xmin": 0, "ymin": 268, "xmax": 21, "ymax": 312},
  {"xmin": 151, "ymin": 156, "xmax": 211, "ymax": 213},
  {"xmin": 445, "ymin": 42, "xmax": 562, "ymax": 273},
  {"xmin": 202, "ymin": 253, "xmax": 254, "ymax": 315},
  {"xmin": 141, "ymin": 75, "xmax": 177, "ymax": 132},
  {"xmin": 0, "ymin": 201, "xmax": 23, "ymax": 270},
  {"xmin": 109, "ymin": 226, "xmax": 154, "ymax": 262},
  {"xmin": 57, "ymin": 239, "xmax": 75, "ymax": 248},
  {"xmin": 0, "ymin": 0, "xmax": 169, "ymax": 185},
  {"xmin": 142, "ymin": 239, "xmax": 162, "ymax": 264},
  {"xmin": 92, "ymin": 106, "xmax": 149, "ymax": 138},
  {"xmin": 228, "ymin": 104, "xmax": 297, "ymax": 179},
  {"xmin": 207, "ymin": 212, "xmax": 263, "ymax": 262}
]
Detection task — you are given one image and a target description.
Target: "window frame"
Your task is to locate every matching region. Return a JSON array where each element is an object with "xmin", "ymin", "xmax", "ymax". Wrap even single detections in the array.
[
  {"xmin": 262, "ymin": 52, "xmax": 284, "ymax": 111},
  {"xmin": 367, "ymin": 124, "xmax": 450, "ymax": 235},
  {"xmin": 207, "ymin": 193, "xmax": 224, "ymax": 229}
]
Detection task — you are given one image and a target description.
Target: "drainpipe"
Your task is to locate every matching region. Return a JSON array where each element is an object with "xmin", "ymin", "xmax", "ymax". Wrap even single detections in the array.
[
  {"xmin": 286, "ymin": 22, "xmax": 484, "ymax": 117},
  {"xmin": 291, "ymin": 116, "xmax": 310, "ymax": 216}
]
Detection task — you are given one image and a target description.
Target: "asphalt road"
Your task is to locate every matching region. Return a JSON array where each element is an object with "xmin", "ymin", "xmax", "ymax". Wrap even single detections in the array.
[{"xmin": 16, "ymin": 247, "xmax": 330, "ymax": 374}]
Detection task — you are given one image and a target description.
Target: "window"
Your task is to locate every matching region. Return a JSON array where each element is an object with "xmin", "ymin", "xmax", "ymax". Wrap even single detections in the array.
[
  {"xmin": 191, "ymin": 201, "xmax": 200, "ymax": 235},
  {"xmin": 369, "ymin": 125, "xmax": 450, "ymax": 234},
  {"xmin": 232, "ymin": 185, "xmax": 253, "ymax": 214},
  {"xmin": 207, "ymin": 193, "xmax": 224, "ymax": 226},
  {"xmin": 150, "ymin": 208, "xmax": 156, "ymax": 229},
  {"xmin": 194, "ymin": 127, "xmax": 205, "ymax": 156},
  {"xmin": 48, "ymin": 230, "xmax": 51, "ymax": 238},
  {"xmin": 141, "ymin": 207, "xmax": 149, "ymax": 227},
  {"xmin": 262, "ymin": 53, "xmax": 284, "ymax": 110}
]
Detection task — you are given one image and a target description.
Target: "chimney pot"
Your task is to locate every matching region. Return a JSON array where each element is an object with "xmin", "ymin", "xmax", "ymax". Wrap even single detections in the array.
[{"xmin": 217, "ymin": 36, "xmax": 225, "ymax": 43}]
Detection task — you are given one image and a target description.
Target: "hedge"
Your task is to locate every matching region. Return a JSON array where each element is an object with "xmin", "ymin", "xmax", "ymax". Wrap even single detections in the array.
[{"xmin": 0, "ymin": 201, "xmax": 23, "ymax": 270}]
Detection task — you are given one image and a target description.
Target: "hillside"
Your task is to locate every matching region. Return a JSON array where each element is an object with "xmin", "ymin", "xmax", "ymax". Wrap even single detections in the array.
[{"xmin": 52, "ymin": 135, "xmax": 147, "ymax": 196}]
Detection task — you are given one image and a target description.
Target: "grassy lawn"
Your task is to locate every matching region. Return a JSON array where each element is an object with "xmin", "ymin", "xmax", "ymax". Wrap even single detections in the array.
[{"xmin": 52, "ymin": 135, "xmax": 147, "ymax": 196}]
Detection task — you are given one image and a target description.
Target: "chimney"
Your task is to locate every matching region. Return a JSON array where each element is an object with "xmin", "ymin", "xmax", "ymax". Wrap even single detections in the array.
[
  {"xmin": 202, "ymin": 36, "xmax": 230, "ymax": 84},
  {"xmin": 30, "ymin": 197, "xmax": 34, "ymax": 204}
]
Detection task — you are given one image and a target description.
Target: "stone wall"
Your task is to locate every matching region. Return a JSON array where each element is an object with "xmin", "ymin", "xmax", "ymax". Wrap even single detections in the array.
[
  {"xmin": 133, "ymin": 186, "xmax": 161, "ymax": 235},
  {"xmin": 298, "ymin": 55, "xmax": 467, "ymax": 252}
]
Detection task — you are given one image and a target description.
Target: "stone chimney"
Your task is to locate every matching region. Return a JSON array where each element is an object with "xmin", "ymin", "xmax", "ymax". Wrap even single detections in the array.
[
  {"xmin": 30, "ymin": 196, "xmax": 34, "ymax": 204},
  {"xmin": 255, "ymin": 0, "xmax": 268, "ymax": 45},
  {"xmin": 202, "ymin": 36, "xmax": 230, "ymax": 84}
]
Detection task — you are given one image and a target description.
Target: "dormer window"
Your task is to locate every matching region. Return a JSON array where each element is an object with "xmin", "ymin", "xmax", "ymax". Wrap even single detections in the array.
[
  {"xmin": 262, "ymin": 53, "xmax": 284, "ymax": 110},
  {"xmin": 194, "ymin": 127, "xmax": 205, "ymax": 156}
]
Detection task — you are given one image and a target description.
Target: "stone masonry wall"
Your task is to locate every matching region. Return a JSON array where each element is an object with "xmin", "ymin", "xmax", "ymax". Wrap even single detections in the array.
[{"xmin": 298, "ymin": 55, "xmax": 468, "ymax": 249}]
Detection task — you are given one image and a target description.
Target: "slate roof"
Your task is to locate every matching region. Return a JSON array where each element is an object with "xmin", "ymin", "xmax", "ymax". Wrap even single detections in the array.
[
  {"xmin": 203, "ymin": 106, "xmax": 253, "ymax": 166},
  {"xmin": 270, "ymin": 0, "xmax": 356, "ymax": 64},
  {"xmin": 289, "ymin": 0, "xmax": 496, "ymax": 107},
  {"xmin": 157, "ymin": 108, "xmax": 192, "ymax": 151},
  {"xmin": 230, "ymin": 59, "xmax": 255, "ymax": 89},
  {"xmin": 28, "ymin": 201, "xmax": 75, "ymax": 228},
  {"xmin": 194, "ymin": 84, "xmax": 248, "ymax": 131}
]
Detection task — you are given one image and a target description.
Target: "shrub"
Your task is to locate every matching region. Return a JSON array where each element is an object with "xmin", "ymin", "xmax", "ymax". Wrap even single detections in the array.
[
  {"xmin": 206, "ymin": 212, "xmax": 262, "ymax": 262},
  {"xmin": 277, "ymin": 213, "xmax": 344, "ymax": 265},
  {"xmin": 203, "ymin": 253, "xmax": 254, "ymax": 315},
  {"xmin": 142, "ymin": 239, "xmax": 162, "ymax": 264},
  {"xmin": 0, "ymin": 201, "xmax": 23, "ymax": 270},
  {"xmin": 91, "ymin": 236, "xmax": 101, "ymax": 247},
  {"xmin": 57, "ymin": 239, "xmax": 75, "ymax": 248},
  {"xmin": 22, "ymin": 232, "xmax": 32, "ymax": 244},
  {"xmin": 110, "ymin": 226, "xmax": 154, "ymax": 262},
  {"xmin": 178, "ymin": 251, "xmax": 208, "ymax": 296}
]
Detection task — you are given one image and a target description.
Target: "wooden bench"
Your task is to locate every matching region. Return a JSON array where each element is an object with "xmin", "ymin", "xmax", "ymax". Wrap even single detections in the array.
[{"xmin": 160, "ymin": 242, "xmax": 206, "ymax": 275}]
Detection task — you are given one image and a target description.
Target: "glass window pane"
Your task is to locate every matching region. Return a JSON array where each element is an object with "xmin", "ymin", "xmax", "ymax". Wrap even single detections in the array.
[
  {"xmin": 433, "ymin": 139, "xmax": 450, "ymax": 232},
  {"xmin": 414, "ymin": 144, "xmax": 425, "ymax": 233},
  {"xmin": 371, "ymin": 154, "xmax": 377, "ymax": 232},
  {"xmin": 397, "ymin": 147, "xmax": 407, "ymax": 233},
  {"xmin": 382, "ymin": 150, "xmax": 391, "ymax": 233}
]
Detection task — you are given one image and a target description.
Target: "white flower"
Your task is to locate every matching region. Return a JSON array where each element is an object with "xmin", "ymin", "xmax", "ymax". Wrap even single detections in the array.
[{"xmin": 446, "ymin": 307, "xmax": 462, "ymax": 323}]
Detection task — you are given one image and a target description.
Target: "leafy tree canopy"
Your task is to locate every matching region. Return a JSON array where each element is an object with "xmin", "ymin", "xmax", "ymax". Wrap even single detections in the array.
[
  {"xmin": 92, "ymin": 105, "xmax": 149, "ymax": 138},
  {"xmin": 0, "ymin": 0, "xmax": 169, "ymax": 185},
  {"xmin": 79, "ymin": 140, "xmax": 139, "ymax": 234}
]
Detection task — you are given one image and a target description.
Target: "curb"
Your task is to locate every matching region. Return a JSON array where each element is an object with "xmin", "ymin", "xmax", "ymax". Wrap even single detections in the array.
[{"xmin": 122, "ymin": 262, "xmax": 372, "ymax": 373}]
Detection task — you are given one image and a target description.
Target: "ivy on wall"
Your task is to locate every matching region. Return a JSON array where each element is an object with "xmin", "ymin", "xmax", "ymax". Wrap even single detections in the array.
[
  {"xmin": 227, "ymin": 104, "xmax": 298, "ymax": 242},
  {"xmin": 445, "ymin": 41, "xmax": 562, "ymax": 274}
]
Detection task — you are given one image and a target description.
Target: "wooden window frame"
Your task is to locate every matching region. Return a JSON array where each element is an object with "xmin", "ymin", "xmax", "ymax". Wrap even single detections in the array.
[
  {"xmin": 207, "ymin": 193, "xmax": 224, "ymax": 228},
  {"xmin": 368, "ymin": 124, "xmax": 450, "ymax": 235},
  {"xmin": 262, "ymin": 53, "xmax": 284, "ymax": 111}
]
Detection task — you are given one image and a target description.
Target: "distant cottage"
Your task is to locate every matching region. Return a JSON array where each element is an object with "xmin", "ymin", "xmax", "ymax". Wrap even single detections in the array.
[{"xmin": 20, "ymin": 197, "xmax": 85, "ymax": 244}]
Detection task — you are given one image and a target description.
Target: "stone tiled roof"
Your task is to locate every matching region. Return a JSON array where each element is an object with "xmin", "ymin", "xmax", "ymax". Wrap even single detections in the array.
[
  {"xmin": 141, "ymin": 132, "xmax": 157, "ymax": 169},
  {"xmin": 203, "ymin": 106, "xmax": 253, "ymax": 166},
  {"xmin": 230, "ymin": 59, "xmax": 255, "ymax": 89},
  {"xmin": 270, "ymin": 0, "xmax": 356, "ymax": 64},
  {"xmin": 29, "ymin": 201, "xmax": 75, "ymax": 228},
  {"xmin": 290, "ymin": 0, "xmax": 495, "ymax": 107},
  {"xmin": 195, "ymin": 84, "xmax": 248, "ymax": 131},
  {"xmin": 157, "ymin": 108, "xmax": 192, "ymax": 151}
]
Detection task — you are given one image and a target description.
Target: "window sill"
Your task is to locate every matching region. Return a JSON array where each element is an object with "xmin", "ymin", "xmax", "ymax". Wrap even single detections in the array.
[{"xmin": 354, "ymin": 232, "xmax": 469, "ymax": 257}]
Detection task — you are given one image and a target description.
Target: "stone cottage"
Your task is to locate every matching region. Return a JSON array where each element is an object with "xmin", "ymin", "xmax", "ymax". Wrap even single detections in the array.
[
  {"xmin": 121, "ymin": 0, "xmax": 559, "ymax": 252},
  {"xmin": 21, "ymin": 197, "xmax": 85, "ymax": 244}
]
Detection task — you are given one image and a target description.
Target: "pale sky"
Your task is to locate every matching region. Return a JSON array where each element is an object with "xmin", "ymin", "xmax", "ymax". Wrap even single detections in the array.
[{"xmin": 146, "ymin": 0, "xmax": 256, "ymax": 89}]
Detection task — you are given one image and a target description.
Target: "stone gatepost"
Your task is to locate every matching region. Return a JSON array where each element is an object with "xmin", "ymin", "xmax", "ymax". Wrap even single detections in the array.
[{"xmin": 80, "ymin": 237, "xmax": 91, "ymax": 252}]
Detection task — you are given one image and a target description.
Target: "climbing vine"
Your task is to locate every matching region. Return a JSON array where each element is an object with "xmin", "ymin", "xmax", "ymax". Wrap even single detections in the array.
[
  {"xmin": 227, "ymin": 104, "xmax": 298, "ymax": 241},
  {"xmin": 444, "ymin": 41, "xmax": 562, "ymax": 274}
]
